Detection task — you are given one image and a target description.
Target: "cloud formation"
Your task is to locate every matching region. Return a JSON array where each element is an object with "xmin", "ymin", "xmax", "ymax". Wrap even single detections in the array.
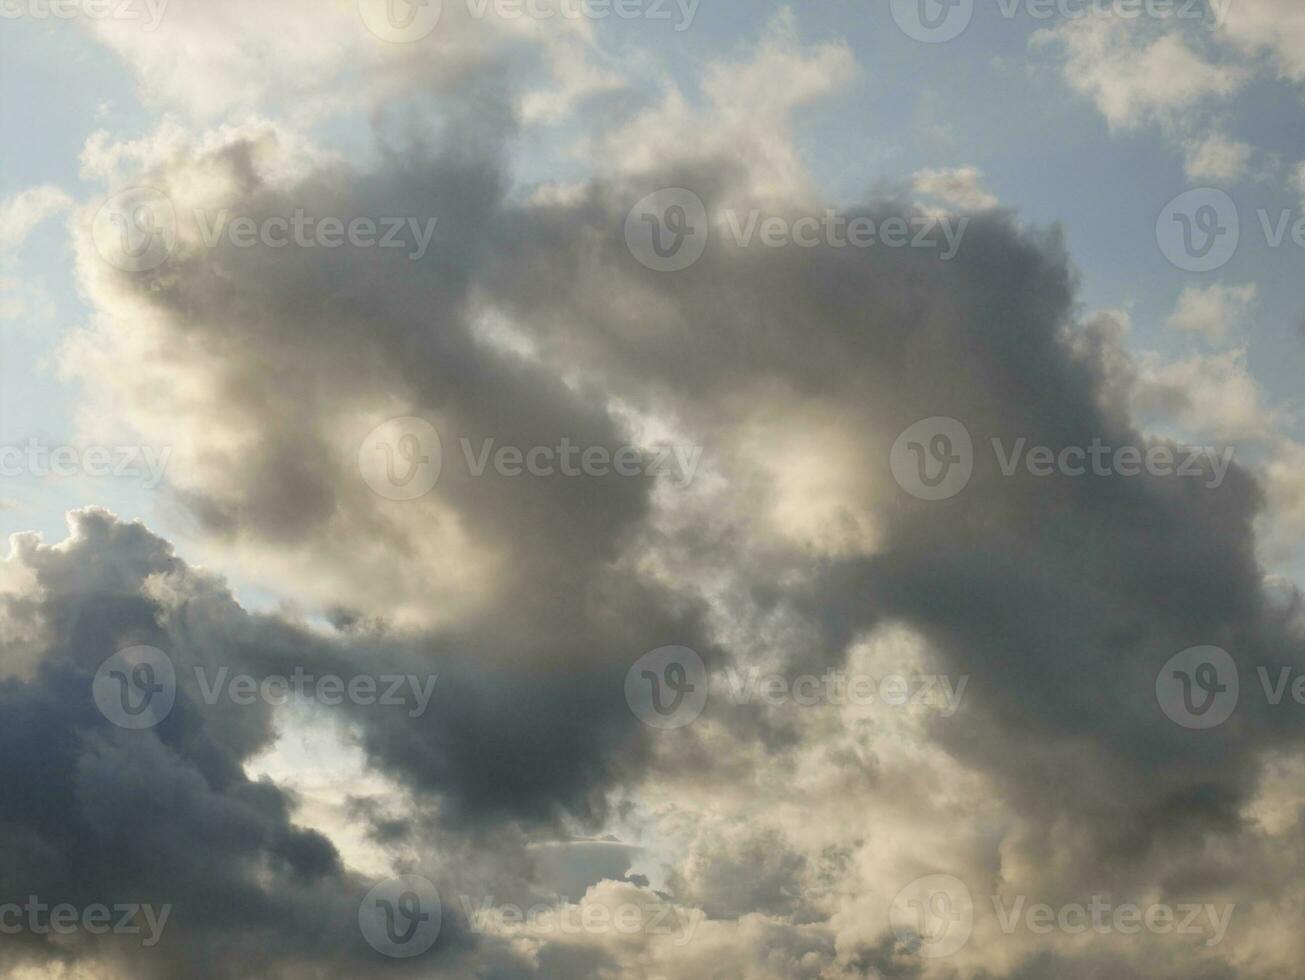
[{"xmin": 5, "ymin": 6, "xmax": 1305, "ymax": 979}]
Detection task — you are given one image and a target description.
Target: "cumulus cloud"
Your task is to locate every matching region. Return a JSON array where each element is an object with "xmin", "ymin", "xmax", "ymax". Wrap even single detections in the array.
[
  {"xmin": 1033, "ymin": 16, "xmax": 1246, "ymax": 129},
  {"xmin": 912, "ymin": 166, "xmax": 998, "ymax": 210},
  {"xmin": 8, "ymin": 6, "xmax": 1305, "ymax": 980},
  {"xmin": 0, "ymin": 185, "xmax": 73, "ymax": 252},
  {"xmin": 1167, "ymin": 282, "xmax": 1259, "ymax": 343},
  {"xmin": 1220, "ymin": 0, "xmax": 1305, "ymax": 83},
  {"xmin": 1183, "ymin": 132, "xmax": 1254, "ymax": 181}
]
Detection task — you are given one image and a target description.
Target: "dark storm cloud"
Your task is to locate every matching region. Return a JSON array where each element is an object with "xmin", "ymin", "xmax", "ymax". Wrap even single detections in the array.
[
  {"xmin": 487, "ymin": 187, "xmax": 1305, "ymax": 869},
  {"xmin": 0, "ymin": 509, "xmax": 551, "ymax": 978},
  {"xmin": 54, "ymin": 54, "xmax": 1305, "ymax": 979}
]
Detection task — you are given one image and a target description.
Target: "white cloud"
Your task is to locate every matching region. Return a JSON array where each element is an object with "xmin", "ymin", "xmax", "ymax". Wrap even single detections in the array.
[
  {"xmin": 81, "ymin": 0, "xmax": 619, "ymax": 125},
  {"xmin": 583, "ymin": 9, "xmax": 857, "ymax": 203},
  {"xmin": 0, "ymin": 185, "xmax": 72, "ymax": 252},
  {"xmin": 911, "ymin": 166, "xmax": 998, "ymax": 210},
  {"xmin": 1220, "ymin": 0, "xmax": 1305, "ymax": 83},
  {"xmin": 1166, "ymin": 282, "xmax": 1258, "ymax": 343},
  {"xmin": 1034, "ymin": 16, "xmax": 1246, "ymax": 129},
  {"xmin": 1132, "ymin": 347, "xmax": 1275, "ymax": 443},
  {"xmin": 1183, "ymin": 132, "xmax": 1254, "ymax": 181}
]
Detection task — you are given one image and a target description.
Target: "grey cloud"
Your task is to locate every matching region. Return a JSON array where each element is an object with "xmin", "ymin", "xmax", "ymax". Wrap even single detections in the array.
[{"xmin": 46, "ymin": 41, "xmax": 1305, "ymax": 979}]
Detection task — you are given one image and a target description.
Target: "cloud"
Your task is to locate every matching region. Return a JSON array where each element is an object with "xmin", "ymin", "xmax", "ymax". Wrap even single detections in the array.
[
  {"xmin": 63, "ymin": 105, "xmax": 1305, "ymax": 975},
  {"xmin": 0, "ymin": 185, "xmax": 72, "ymax": 252},
  {"xmin": 1220, "ymin": 0, "xmax": 1305, "ymax": 83},
  {"xmin": 0, "ymin": 510, "xmax": 356, "ymax": 978},
  {"xmin": 1184, "ymin": 133, "xmax": 1254, "ymax": 182},
  {"xmin": 912, "ymin": 166, "xmax": 999, "ymax": 211},
  {"xmin": 1132, "ymin": 346, "xmax": 1276, "ymax": 443},
  {"xmin": 1033, "ymin": 16, "xmax": 1246, "ymax": 129},
  {"xmin": 81, "ymin": 0, "xmax": 622, "ymax": 125},
  {"xmin": 14, "ymin": 9, "xmax": 1305, "ymax": 979},
  {"xmin": 1167, "ymin": 282, "xmax": 1259, "ymax": 343}
]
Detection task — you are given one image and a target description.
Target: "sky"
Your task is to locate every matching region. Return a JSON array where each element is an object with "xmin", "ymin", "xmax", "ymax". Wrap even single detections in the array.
[{"xmin": 0, "ymin": 1, "xmax": 1304, "ymax": 977}]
